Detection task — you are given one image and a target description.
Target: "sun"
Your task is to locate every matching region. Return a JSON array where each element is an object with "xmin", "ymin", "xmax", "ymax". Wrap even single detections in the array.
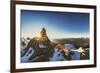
[
  {"xmin": 37, "ymin": 34, "xmax": 41, "ymax": 38},
  {"xmin": 35, "ymin": 34, "xmax": 41, "ymax": 41}
]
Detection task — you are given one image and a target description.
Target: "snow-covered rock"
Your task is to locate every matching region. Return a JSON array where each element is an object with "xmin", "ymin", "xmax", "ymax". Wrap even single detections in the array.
[
  {"xmin": 21, "ymin": 47, "xmax": 34, "ymax": 63},
  {"xmin": 50, "ymin": 43, "xmax": 81, "ymax": 61},
  {"xmin": 71, "ymin": 51, "xmax": 80, "ymax": 60},
  {"xmin": 21, "ymin": 37, "xmax": 30, "ymax": 50},
  {"xmin": 50, "ymin": 48, "xmax": 66, "ymax": 61},
  {"xmin": 64, "ymin": 44, "xmax": 80, "ymax": 60},
  {"xmin": 64, "ymin": 44, "xmax": 76, "ymax": 50}
]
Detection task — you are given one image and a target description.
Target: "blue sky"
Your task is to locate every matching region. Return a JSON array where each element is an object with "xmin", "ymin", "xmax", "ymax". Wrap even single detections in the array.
[{"xmin": 21, "ymin": 10, "xmax": 89, "ymax": 39}]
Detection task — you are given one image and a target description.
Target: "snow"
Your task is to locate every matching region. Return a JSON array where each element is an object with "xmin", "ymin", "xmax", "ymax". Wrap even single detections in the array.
[
  {"xmin": 39, "ymin": 44, "xmax": 46, "ymax": 48},
  {"xmin": 50, "ymin": 48, "xmax": 66, "ymax": 61},
  {"xmin": 50, "ymin": 44, "xmax": 81, "ymax": 61},
  {"xmin": 21, "ymin": 47, "xmax": 34, "ymax": 63},
  {"xmin": 64, "ymin": 44, "xmax": 80, "ymax": 60},
  {"xmin": 21, "ymin": 41, "xmax": 88, "ymax": 62},
  {"xmin": 71, "ymin": 51, "xmax": 80, "ymax": 60},
  {"xmin": 64, "ymin": 44, "xmax": 75, "ymax": 50}
]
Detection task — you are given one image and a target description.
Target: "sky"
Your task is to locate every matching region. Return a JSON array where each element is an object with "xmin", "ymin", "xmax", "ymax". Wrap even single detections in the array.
[{"xmin": 21, "ymin": 10, "xmax": 89, "ymax": 40}]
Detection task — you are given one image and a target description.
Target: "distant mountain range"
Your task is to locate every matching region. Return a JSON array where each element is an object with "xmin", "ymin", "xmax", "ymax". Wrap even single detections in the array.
[{"xmin": 52, "ymin": 37, "xmax": 89, "ymax": 48}]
